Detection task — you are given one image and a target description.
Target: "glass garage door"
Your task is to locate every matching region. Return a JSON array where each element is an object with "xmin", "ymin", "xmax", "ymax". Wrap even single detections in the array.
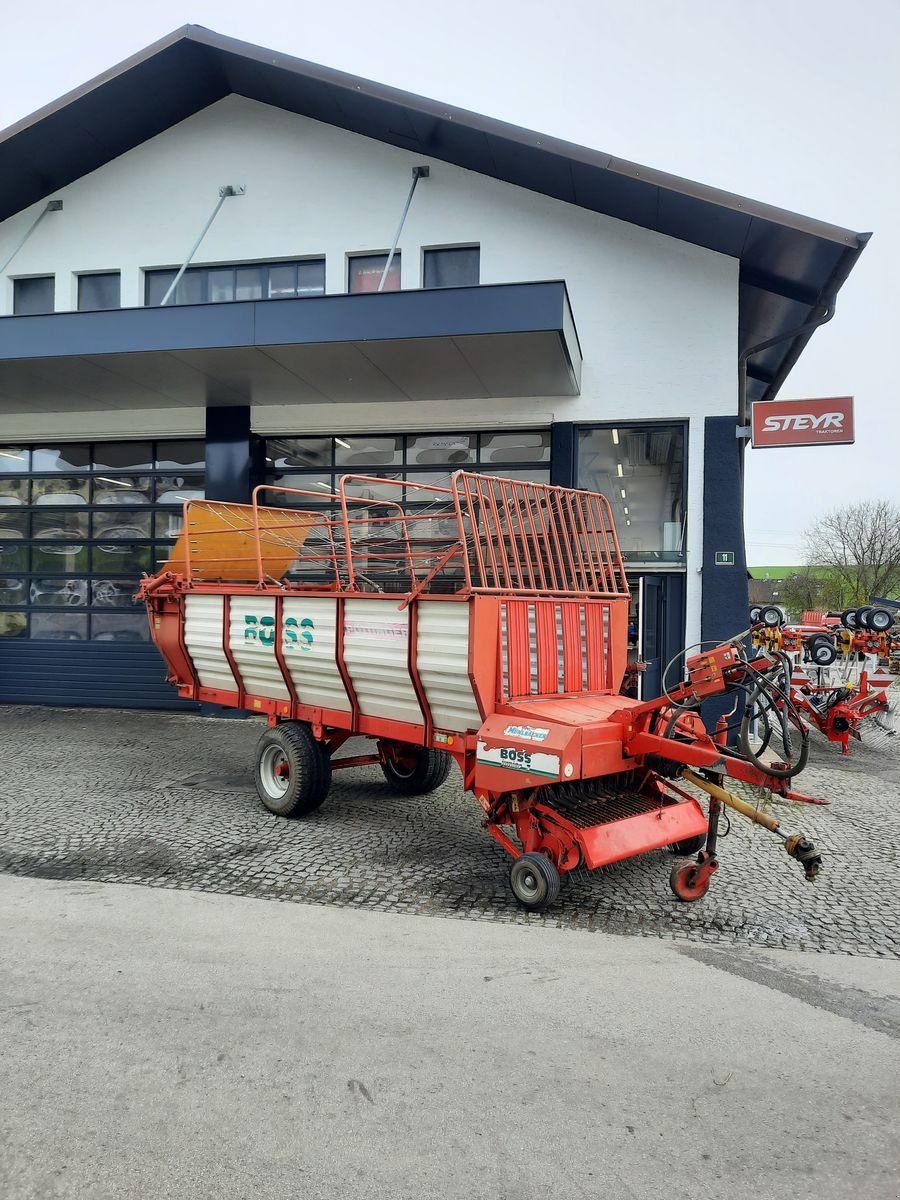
[{"xmin": 0, "ymin": 440, "xmax": 205, "ymax": 708}]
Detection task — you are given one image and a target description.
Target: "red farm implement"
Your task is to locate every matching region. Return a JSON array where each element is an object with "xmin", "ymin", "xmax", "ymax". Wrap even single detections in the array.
[
  {"xmin": 138, "ymin": 472, "xmax": 823, "ymax": 910},
  {"xmin": 749, "ymin": 603, "xmax": 896, "ymax": 756}
]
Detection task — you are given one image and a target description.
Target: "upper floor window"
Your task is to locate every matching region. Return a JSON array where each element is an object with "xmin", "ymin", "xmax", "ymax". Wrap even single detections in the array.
[
  {"xmin": 13, "ymin": 276, "xmax": 55, "ymax": 315},
  {"xmin": 423, "ymin": 247, "xmax": 480, "ymax": 289},
  {"xmin": 143, "ymin": 259, "xmax": 326, "ymax": 307},
  {"xmin": 78, "ymin": 273, "xmax": 120, "ymax": 312},
  {"xmin": 348, "ymin": 253, "xmax": 400, "ymax": 294}
]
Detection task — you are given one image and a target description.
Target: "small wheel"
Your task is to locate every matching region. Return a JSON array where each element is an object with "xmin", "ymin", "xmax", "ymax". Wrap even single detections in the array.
[
  {"xmin": 669, "ymin": 861, "xmax": 711, "ymax": 902},
  {"xmin": 254, "ymin": 722, "xmax": 331, "ymax": 817},
  {"xmin": 842, "ymin": 609, "xmax": 858, "ymax": 630},
  {"xmin": 807, "ymin": 634, "xmax": 837, "ymax": 666},
  {"xmin": 379, "ymin": 743, "xmax": 452, "ymax": 796},
  {"xmin": 762, "ymin": 605, "xmax": 783, "ymax": 628},
  {"xmin": 510, "ymin": 853, "xmax": 560, "ymax": 911},
  {"xmin": 749, "ymin": 605, "xmax": 762, "ymax": 624},
  {"xmin": 855, "ymin": 606, "xmax": 874, "ymax": 631},
  {"xmin": 668, "ymin": 833, "xmax": 706, "ymax": 856},
  {"xmin": 868, "ymin": 608, "xmax": 893, "ymax": 632}
]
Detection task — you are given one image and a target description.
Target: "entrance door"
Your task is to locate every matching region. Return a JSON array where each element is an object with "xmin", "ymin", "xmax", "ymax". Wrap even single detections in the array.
[
  {"xmin": 642, "ymin": 577, "xmax": 664, "ymax": 699},
  {"xmin": 634, "ymin": 574, "xmax": 685, "ymax": 700}
]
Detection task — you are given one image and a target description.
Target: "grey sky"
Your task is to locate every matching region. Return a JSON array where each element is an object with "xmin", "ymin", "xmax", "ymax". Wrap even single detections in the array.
[{"xmin": 3, "ymin": 0, "xmax": 897, "ymax": 565}]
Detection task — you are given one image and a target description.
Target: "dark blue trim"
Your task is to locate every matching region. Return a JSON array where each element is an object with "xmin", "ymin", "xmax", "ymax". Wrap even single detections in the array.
[
  {"xmin": 700, "ymin": 416, "xmax": 748, "ymax": 647},
  {"xmin": 0, "ymin": 281, "xmax": 579, "ymax": 367},
  {"xmin": 550, "ymin": 423, "xmax": 575, "ymax": 487},
  {"xmin": 206, "ymin": 405, "xmax": 251, "ymax": 504}
]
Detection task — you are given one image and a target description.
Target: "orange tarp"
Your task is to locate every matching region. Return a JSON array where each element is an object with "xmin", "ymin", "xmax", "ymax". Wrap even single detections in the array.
[{"xmin": 158, "ymin": 502, "xmax": 317, "ymax": 582}]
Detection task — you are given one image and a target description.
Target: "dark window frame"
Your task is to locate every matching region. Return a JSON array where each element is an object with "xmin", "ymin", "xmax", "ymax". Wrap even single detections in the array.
[
  {"xmin": 77, "ymin": 272, "xmax": 121, "ymax": 312},
  {"xmin": 575, "ymin": 420, "xmax": 688, "ymax": 565},
  {"xmin": 422, "ymin": 245, "xmax": 480, "ymax": 289},
  {"xmin": 143, "ymin": 259, "xmax": 326, "ymax": 307},
  {"xmin": 12, "ymin": 275, "xmax": 55, "ymax": 315},
  {"xmin": 262, "ymin": 429, "xmax": 552, "ymax": 504},
  {"xmin": 347, "ymin": 252, "xmax": 401, "ymax": 295}
]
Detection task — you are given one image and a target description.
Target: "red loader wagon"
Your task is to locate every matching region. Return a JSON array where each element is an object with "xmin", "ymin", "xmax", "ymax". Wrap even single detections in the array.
[{"xmin": 138, "ymin": 472, "xmax": 822, "ymax": 910}]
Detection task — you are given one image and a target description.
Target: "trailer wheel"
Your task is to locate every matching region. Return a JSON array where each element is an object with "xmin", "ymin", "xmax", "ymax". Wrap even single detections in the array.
[
  {"xmin": 254, "ymin": 722, "xmax": 331, "ymax": 817},
  {"xmin": 867, "ymin": 607, "xmax": 893, "ymax": 632},
  {"xmin": 807, "ymin": 634, "xmax": 837, "ymax": 666},
  {"xmin": 669, "ymin": 860, "xmax": 711, "ymax": 902},
  {"xmin": 668, "ymin": 833, "xmax": 706, "ymax": 855},
  {"xmin": 509, "ymin": 853, "xmax": 560, "ymax": 911},
  {"xmin": 379, "ymin": 743, "xmax": 452, "ymax": 796}
]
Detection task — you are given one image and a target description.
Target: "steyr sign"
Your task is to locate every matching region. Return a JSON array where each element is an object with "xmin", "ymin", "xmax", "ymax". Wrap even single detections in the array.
[{"xmin": 751, "ymin": 396, "xmax": 854, "ymax": 448}]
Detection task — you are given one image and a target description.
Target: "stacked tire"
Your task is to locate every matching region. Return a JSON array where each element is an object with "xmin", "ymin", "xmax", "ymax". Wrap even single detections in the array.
[
  {"xmin": 750, "ymin": 604, "xmax": 785, "ymax": 628},
  {"xmin": 842, "ymin": 606, "xmax": 894, "ymax": 632}
]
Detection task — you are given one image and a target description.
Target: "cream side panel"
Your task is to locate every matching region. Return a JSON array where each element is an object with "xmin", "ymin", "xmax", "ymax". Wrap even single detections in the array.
[
  {"xmin": 282, "ymin": 597, "xmax": 351, "ymax": 712},
  {"xmin": 229, "ymin": 596, "xmax": 290, "ymax": 701},
  {"xmin": 416, "ymin": 601, "xmax": 481, "ymax": 733},
  {"xmin": 184, "ymin": 595, "xmax": 236, "ymax": 691},
  {"xmin": 343, "ymin": 599, "xmax": 422, "ymax": 725}
]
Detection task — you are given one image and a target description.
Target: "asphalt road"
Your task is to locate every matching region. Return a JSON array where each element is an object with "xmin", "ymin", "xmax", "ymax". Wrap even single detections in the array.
[{"xmin": 1, "ymin": 874, "xmax": 898, "ymax": 1200}]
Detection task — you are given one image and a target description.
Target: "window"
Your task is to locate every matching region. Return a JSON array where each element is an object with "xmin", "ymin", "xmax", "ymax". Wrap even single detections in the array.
[
  {"xmin": 264, "ymin": 430, "xmax": 550, "ymax": 591},
  {"xmin": 13, "ymin": 276, "xmax": 55, "ymax": 315},
  {"xmin": 0, "ymin": 440, "xmax": 205, "ymax": 641},
  {"xmin": 577, "ymin": 424, "xmax": 686, "ymax": 563},
  {"xmin": 78, "ymin": 273, "xmax": 121, "ymax": 312},
  {"xmin": 423, "ymin": 247, "xmax": 480, "ymax": 289},
  {"xmin": 265, "ymin": 430, "xmax": 550, "ymax": 497},
  {"xmin": 144, "ymin": 260, "xmax": 325, "ymax": 306},
  {"xmin": 348, "ymin": 253, "xmax": 400, "ymax": 294}
]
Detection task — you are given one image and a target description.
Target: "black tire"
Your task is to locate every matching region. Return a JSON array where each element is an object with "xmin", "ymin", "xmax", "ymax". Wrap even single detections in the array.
[
  {"xmin": 867, "ymin": 608, "xmax": 893, "ymax": 632},
  {"xmin": 806, "ymin": 634, "xmax": 837, "ymax": 666},
  {"xmin": 749, "ymin": 605, "xmax": 762, "ymax": 624},
  {"xmin": 509, "ymin": 853, "xmax": 561, "ymax": 911},
  {"xmin": 668, "ymin": 833, "xmax": 706, "ymax": 856},
  {"xmin": 855, "ymin": 606, "xmax": 874, "ymax": 631},
  {"xmin": 254, "ymin": 722, "xmax": 331, "ymax": 817},
  {"xmin": 762, "ymin": 605, "xmax": 783, "ymax": 628},
  {"xmin": 841, "ymin": 609, "xmax": 858, "ymax": 630},
  {"xmin": 379, "ymin": 744, "xmax": 452, "ymax": 796}
]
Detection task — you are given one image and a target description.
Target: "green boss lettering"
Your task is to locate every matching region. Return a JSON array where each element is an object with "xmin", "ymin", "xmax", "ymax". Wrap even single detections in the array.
[
  {"xmin": 285, "ymin": 616, "xmax": 315, "ymax": 652},
  {"xmin": 245, "ymin": 614, "xmax": 315, "ymax": 651}
]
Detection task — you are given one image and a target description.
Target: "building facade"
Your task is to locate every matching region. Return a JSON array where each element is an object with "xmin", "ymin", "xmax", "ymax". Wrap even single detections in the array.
[{"xmin": 0, "ymin": 27, "xmax": 867, "ymax": 709}]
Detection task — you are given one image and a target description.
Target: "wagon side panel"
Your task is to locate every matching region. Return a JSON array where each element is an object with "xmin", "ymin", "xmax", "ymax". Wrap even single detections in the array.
[
  {"xmin": 282, "ymin": 596, "xmax": 351, "ymax": 713},
  {"xmin": 343, "ymin": 599, "xmax": 424, "ymax": 726},
  {"xmin": 416, "ymin": 599, "xmax": 482, "ymax": 734}
]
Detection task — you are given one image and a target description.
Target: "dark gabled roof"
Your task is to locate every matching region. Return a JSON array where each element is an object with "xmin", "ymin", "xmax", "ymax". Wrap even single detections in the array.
[{"xmin": 0, "ymin": 24, "xmax": 869, "ymax": 406}]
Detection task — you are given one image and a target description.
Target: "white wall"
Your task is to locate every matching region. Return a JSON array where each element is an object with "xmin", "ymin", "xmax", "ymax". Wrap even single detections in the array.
[{"xmin": 0, "ymin": 94, "xmax": 739, "ymax": 645}]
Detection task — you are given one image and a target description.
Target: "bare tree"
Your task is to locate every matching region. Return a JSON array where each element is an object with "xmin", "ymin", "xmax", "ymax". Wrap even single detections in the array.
[{"xmin": 803, "ymin": 500, "xmax": 900, "ymax": 606}]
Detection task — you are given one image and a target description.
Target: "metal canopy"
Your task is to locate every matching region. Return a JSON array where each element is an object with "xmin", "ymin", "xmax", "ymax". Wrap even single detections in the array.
[
  {"xmin": 0, "ymin": 25, "xmax": 869, "ymax": 405},
  {"xmin": 0, "ymin": 282, "xmax": 581, "ymax": 412}
]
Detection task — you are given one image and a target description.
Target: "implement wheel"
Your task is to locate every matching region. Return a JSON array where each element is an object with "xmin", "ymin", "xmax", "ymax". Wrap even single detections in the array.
[
  {"xmin": 254, "ymin": 722, "xmax": 331, "ymax": 817},
  {"xmin": 510, "ymin": 853, "xmax": 560, "ymax": 912},
  {"xmin": 669, "ymin": 860, "xmax": 711, "ymax": 903},
  {"xmin": 379, "ymin": 743, "xmax": 452, "ymax": 796}
]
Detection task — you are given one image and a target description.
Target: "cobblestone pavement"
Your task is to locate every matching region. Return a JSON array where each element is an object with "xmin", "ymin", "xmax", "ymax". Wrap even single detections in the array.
[{"xmin": 1, "ymin": 700, "xmax": 898, "ymax": 957}]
